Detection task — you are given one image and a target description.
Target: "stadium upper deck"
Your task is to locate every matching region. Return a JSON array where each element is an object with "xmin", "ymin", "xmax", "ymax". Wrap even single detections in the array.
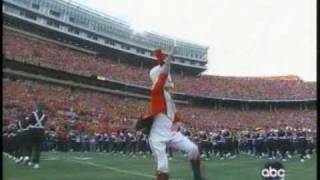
[
  {"xmin": 3, "ymin": 0, "xmax": 208, "ymax": 75},
  {"xmin": 2, "ymin": 0, "xmax": 316, "ymax": 101},
  {"xmin": 3, "ymin": 27, "xmax": 316, "ymax": 100}
]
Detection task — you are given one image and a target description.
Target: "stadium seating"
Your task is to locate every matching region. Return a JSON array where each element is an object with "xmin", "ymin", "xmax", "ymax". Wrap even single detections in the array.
[
  {"xmin": 3, "ymin": 29, "xmax": 316, "ymax": 100},
  {"xmin": 3, "ymin": 79, "xmax": 316, "ymax": 134}
]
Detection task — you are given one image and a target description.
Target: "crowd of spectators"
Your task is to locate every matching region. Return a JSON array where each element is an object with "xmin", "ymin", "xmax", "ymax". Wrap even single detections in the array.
[
  {"xmin": 2, "ymin": 78, "xmax": 147, "ymax": 133},
  {"xmin": 3, "ymin": 30, "xmax": 150, "ymax": 86},
  {"xmin": 3, "ymin": 29, "xmax": 317, "ymax": 100},
  {"xmin": 3, "ymin": 79, "xmax": 316, "ymax": 136}
]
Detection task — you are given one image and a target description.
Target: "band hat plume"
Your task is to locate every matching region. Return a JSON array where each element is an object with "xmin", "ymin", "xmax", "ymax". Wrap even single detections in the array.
[{"xmin": 153, "ymin": 48, "xmax": 165, "ymax": 65}]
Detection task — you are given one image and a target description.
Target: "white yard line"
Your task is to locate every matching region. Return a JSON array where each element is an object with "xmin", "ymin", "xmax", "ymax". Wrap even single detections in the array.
[
  {"xmin": 42, "ymin": 157, "xmax": 59, "ymax": 161},
  {"xmin": 72, "ymin": 157, "xmax": 92, "ymax": 160},
  {"xmin": 69, "ymin": 159, "xmax": 155, "ymax": 179}
]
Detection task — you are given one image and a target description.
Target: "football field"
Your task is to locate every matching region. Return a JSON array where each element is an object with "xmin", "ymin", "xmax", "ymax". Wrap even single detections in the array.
[{"xmin": 3, "ymin": 152, "xmax": 316, "ymax": 180}]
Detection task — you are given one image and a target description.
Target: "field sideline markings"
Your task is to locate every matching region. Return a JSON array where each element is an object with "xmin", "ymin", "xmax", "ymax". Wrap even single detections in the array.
[
  {"xmin": 72, "ymin": 157, "xmax": 92, "ymax": 160},
  {"xmin": 68, "ymin": 159, "xmax": 155, "ymax": 179},
  {"xmin": 42, "ymin": 157, "xmax": 59, "ymax": 161}
]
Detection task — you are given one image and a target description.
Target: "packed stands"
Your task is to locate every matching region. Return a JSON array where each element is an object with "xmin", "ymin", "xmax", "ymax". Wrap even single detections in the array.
[
  {"xmin": 3, "ymin": 28, "xmax": 316, "ymax": 100},
  {"xmin": 3, "ymin": 78, "xmax": 316, "ymax": 134}
]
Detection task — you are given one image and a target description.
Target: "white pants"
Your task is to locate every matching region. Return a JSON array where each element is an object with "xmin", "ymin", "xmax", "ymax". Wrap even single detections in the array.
[{"xmin": 149, "ymin": 114, "xmax": 199, "ymax": 173}]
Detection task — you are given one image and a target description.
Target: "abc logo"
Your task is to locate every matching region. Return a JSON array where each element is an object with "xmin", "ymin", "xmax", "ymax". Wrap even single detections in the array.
[
  {"xmin": 261, "ymin": 161, "xmax": 285, "ymax": 180},
  {"xmin": 261, "ymin": 167, "xmax": 285, "ymax": 178}
]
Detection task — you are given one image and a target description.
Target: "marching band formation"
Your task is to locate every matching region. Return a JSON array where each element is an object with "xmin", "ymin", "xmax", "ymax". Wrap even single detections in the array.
[{"xmin": 4, "ymin": 124, "xmax": 316, "ymax": 166}]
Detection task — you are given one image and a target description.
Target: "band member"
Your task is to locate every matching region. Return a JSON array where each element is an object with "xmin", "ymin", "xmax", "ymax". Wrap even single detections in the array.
[
  {"xmin": 140, "ymin": 47, "xmax": 205, "ymax": 180},
  {"xmin": 27, "ymin": 103, "xmax": 47, "ymax": 168}
]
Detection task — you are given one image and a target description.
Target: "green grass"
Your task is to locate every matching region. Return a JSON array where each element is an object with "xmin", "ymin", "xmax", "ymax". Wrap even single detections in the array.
[{"xmin": 3, "ymin": 152, "xmax": 317, "ymax": 180}]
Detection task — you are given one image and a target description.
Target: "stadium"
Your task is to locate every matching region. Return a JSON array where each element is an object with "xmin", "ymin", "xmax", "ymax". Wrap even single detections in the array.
[{"xmin": 2, "ymin": 0, "xmax": 317, "ymax": 180}]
